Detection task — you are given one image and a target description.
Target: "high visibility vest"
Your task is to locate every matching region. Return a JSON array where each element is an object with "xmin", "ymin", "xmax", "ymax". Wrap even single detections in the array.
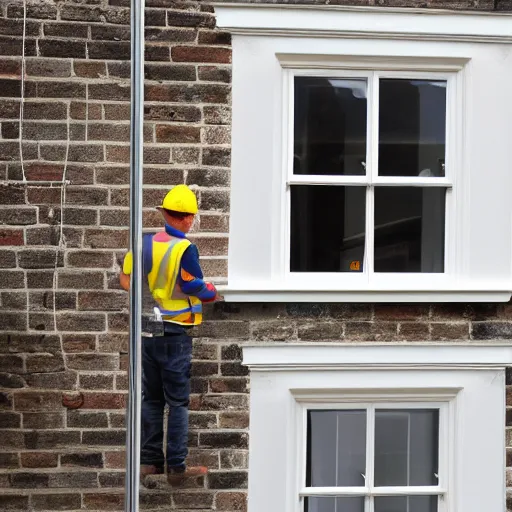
[{"xmin": 145, "ymin": 235, "xmax": 203, "ymax": 326}]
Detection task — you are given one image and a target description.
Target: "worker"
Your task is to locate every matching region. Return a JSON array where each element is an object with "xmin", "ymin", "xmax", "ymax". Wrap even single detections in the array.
[{"xmin": 119, "ymin": 184, "xmax": 222, "ymax": 486}]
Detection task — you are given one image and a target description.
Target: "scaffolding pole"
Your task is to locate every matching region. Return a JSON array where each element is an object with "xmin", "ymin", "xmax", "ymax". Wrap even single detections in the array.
[{"xmin": 125, "ymin": 0, "xmax": 144, "ymax": 509}]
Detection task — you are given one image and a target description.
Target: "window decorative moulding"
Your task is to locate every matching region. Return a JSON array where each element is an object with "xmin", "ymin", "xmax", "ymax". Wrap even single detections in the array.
[
  {"xmin": 242, "ymin": 343, "xmax": 512, "ymax": 512},
  {"xmin": 214, "ymin": 4, "xmax": 512, "ymax": 303}
]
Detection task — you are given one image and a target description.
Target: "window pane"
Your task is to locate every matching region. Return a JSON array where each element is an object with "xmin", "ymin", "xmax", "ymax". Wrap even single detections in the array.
[
  {"xmin": 379, "ymin": 79, "xmax": 446, "ymax": 177},
  {"xmin": 374, "ymin": 187, "xmax": 445, "ymax": 273},
  {"xmin": 291, "ymin": 186, "xmax": 366, "ymax": 273},
  {"xmin": 305, "ymin": 497, "xmax": 365, "ymax": 512},
  {"xmin": 294, "ymin": 77, "xmax": 367, "ymax": 176},
  {"xmin": 307, "ymin": 410, "xmax": 367, "ymax": 487},
  {"xmin": 375, "ymin": 496, "xmax": 438, "ymax": 512},
  {"xmin": 374, "ymin": 409, "xmax": 439, "ymax": 487}
]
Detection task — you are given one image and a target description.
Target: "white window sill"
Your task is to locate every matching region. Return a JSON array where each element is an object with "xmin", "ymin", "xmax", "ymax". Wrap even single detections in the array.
[{"xmin": 217, "ymin": 282, "xmax": 512, "ymax": 303}]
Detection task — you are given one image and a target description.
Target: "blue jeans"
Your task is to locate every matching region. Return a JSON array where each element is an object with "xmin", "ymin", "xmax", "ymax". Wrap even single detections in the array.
[{"xmin": 141, "ymin": 324, "xmax": 192, "ymax": 471}]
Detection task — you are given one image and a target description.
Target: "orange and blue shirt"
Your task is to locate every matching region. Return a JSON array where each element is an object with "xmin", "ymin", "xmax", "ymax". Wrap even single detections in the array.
[{"xmin": 122, "ymin": 224, "xmax": 217, "ymax": 304}]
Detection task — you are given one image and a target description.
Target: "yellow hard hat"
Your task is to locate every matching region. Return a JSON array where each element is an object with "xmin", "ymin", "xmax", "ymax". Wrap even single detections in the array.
[{"xmin": 159, "ymin": 184, "xmax": 198, "ymax": 215}]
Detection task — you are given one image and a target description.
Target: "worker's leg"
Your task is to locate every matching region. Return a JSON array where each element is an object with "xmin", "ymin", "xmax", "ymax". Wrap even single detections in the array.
[
  {"xmin": 159, "ymin": 325, "xmax": 192, "ymax": 471},
  {"xmin": 140, "ymin": 337, "xmax": 166, "ymax": 469}
]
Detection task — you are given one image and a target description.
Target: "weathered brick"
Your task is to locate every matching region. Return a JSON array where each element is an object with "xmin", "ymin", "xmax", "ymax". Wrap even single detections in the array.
[
  {"xmin": 173, "ymin": 492, "xmax": 215, "ymax": 508},
  {"xmin": 0, "ymin": 452, "xmax": 19, "ymax": 469},
  {"xmin": 145, "ymin": 83, "xmax": 230, "ymax": 104},
  {"xmin": 344, "ymin": 322, "xmax": 398, "ymax": 342},
  {"xmin": 89, "ymin": 41, "xmax": 131, "ymax": 60},
  {"xmin": 0, "ymin": 411, "xmax": 21, "ymax": 428},
  {"xmin": 173, "ymin": 147, "xmax": 200, "ymax": 164},
  {"xmin": 67, "ymin": 354, "xmax": 119, "ymax": 371},
  {"xmin": 104, "ymin": 450, "xmax": 126, "ymax": 469},
  {"xmin": 145, "ymin": 27, "xmax": 196, "ymax": 43},
  {"xmin": 199, "ymin": 30, "xmax": 232, "ymax": 46},
  {"xmin": 99, "ymin": 471, "xmax": 125, "ymax": 487},
  {"xmin": 202, "ymin": 147, "xmax": 231, "ymax": 166},
  {"xmin": 0, "ymin": 37, "xmax": 37, "ymax": 58},
  {"xmin": 23, "ymin": 412, "xmax": 65, "ymax": 430},
  {"xmin": 10, "ymin": 472, "xmax": 49, "ymax": 488},
  {"xmin": 91, "ymin": 25, "xmax": 130, "ymax": 41},
  {"xmin": 209, "ymin": 471, "xmax": 247, "ymax": 490},
  {"xmin": 167, "ymin": 10, "xmax": 215, "ymax": 27},
  {"xmin": 2, "ymin": 430, "xmax": 24, "ymax": 448},
  {"xmin": 0, "ymin": 354, "xmax": 23, "ymax": 373},
  {"xmin": 26, "ymin": 59, "xmax": 72, "ymax": 78},
  {"xmin": 78, "ymin": 291, "xmax": 128, "ymax": 311},
  {"xmin": 21, "ymin": 452, "xmax": 58, "ymax": 469},
  {"xmin": 90, "ymin": 83, "xmax": 130, "ymax": 101},
  {"xmin": 156, "ymin": 124, "xmax": 201, "ymax": 143},
  {"xmin": 25, "ymin": 431, "xmax": 81, "ymax": 449},
  {"xmin": 0, "ymin": 391, "xmax": 13, "ymax": 409},
  {"xmin": 0, "ymin": 333, "xmax": 60, "ymax": 354},
  {"xmin": 145, "ymin": 104, "xmax": 201, "ymax": 123},
  {"xmin": 44, "ymin": 22, "xmax": 89, "ymax": 39},
  {"xmin": 297, "ymin": 321, "xmax": 343, "ymax": 341},
  {"xmin": 187, "ymin": 169, "xmax": 230, "ymax": 187},
  {"xmin": 32, "ymin": 493, "xmax": 82, "ymax": 511},
  {"xmin": 58, "ymin": 271, "xmax": 104, "ymax": 290},
  {"xmin": 0, "ymin": 250, "xmax": 16, "ymax": 267},
  {"xmin": 219, "ymin": 412, "xmax": 249, "ymax": 429},
  {"xmin": 0, "ymin": 183, "xmax": 25, "ymax": 203},
  {"xmin": 67, "ymin": 251, "xmax": 113, "ymax": 269},
  {"xmin": 199, "ymin": 432, "xmax": 248, "ymax": 450},
  {"xmin": 49, "ymin": 471, "xmax": 99, "ymax": 488},
  {"xmin": 210, "ymin": 378, "xmax": 248, "ymax": 394},
  {"xmin": 81, "ymin": 392, "xmax": 127, "ymax": 409},
  {"xmin": 56, "ymin": 313, "xmax": 106, "ymax": 332},
  {"xmin": 84, "ymin": 229, "xmax": 128, "ymax": 249},
  {"xmin": 215, "ymin": 491, "xmax": 247, "ymax": 511},
  {"xmin": 25, "ymin": 371, "xmax": 77, "ymax": 390},
  {"xmin": 82, "ymin": 429, "xmax": 126, "ymax": 446},
  {"xmin": 30, "ymin": 81, "xmax": 86, "ymax": 99},
  {"xmin": 472, "ymin": 322, "xmax": 512, "ymax": 340},
  {"xmin": 80, "ymin": 373, "xmax": 114, "ymax": 390},
  {"xmin": 83, "ymin": 493, "xmax": 124, "ymax": 510},
  {"xmin": 189, "ymin": 411, "xmax": 217, "ymax": 429},
  {"xmin": 145, "ymin": 63, "xmax": 196, "ymax": 81},
  {"xmin": 145, "ymin": 45, "xmax": 171, "ymax": 62},
  {"xmin": 68, "ymin": 410, "xmax": 109, "ymax": 429},
  {"xmin": 0, "ymin": 373, "xmax": 25, "ymax": 388},
  {"xmin": 24, "ymin": 102, "xmax": 67, "ymax": 120},
  {"xmin": 62, "ymin": 334, "xmax": 96, "ymax": 353},
  {"xmin": 199, "ymin": 65, "xmax": 232, "ymax": 83},
  {"xmin": 26, "ymin": 270, "xmax": 54, "ymax": 289},
  {"xmin": 0, "ymin": 312, "xmax": 27, "ymax": 330},
  {"xmin": 98, "ymin": 333, "xmax": 128, "ymax": 353},
  {"xmin": 26, "ymin": 354, "xmax": 65, "ymax": 374},
  {"xmin": 398, "ymin": 322, "xmax": 431, "ymax": 341},
  {"xmin": 7, "ymin": 3, "xmax": 57, "ymax": 19},
  {"xmin": 172, "ymin": 46, "xmax": 231, "ymax": 63},
  {"xmin": 15, "ymin": 391, "xmax": 62, "ymax": 412}
]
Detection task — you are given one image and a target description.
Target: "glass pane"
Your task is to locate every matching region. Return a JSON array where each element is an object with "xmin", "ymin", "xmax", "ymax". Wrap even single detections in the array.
[
  {"xmin": 375, "ymin": 496, "xmax": 438, "ymax": 512},
  {"xmin": 374, "ymin": 409, "xmax": 439, "ymax": 487},
  {"xmin": 307, "ymin": 410, "xmax": 367, "ymax": 487},
  {"xmin": 305, "ymin": 497, "xmax": 365, "ymax": 512},
  {"xmin": 291, "ymin": 186, "xmax": 366, "ymax": 273},
  {"xmin": 379, "ymin": 79, "xmax": 446, "ymax": 177},
  {"xmin": 374, "ymin": 187, "xmax": 445, "ymax": 273},
  {"xmin": 294, "ymin": 77, "xmax": 367, "ymax": 176}
]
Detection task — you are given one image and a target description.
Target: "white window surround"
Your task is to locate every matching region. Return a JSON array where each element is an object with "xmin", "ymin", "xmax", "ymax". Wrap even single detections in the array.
[
  {"xmin": 242, "ymin": 343, "xmax": 512, "ymax": 512},
  {"xmin": 214, "ymin": 4, "xmax": 512, "ymax": 303}
]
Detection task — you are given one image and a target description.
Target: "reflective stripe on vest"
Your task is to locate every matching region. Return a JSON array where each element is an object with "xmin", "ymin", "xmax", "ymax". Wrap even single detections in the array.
[{"xmin": 149, "ymin": 235, "xmax": 203, "ymax": 326}]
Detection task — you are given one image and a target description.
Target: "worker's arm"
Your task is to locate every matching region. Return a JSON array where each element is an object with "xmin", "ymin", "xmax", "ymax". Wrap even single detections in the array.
[
  {"xmin": 119, "ymin": 272, "xmax": 130, "ymax": 291},
  {"xmin": 179, "ymin": 245, "xmax": 221, "ymax": 302},
  {"xmin": 119, "ymin": 251, "xmax": 132, "ymax": 291}
]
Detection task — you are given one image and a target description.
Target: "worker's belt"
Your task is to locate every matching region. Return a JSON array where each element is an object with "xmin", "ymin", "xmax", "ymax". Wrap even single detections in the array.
[{"xmin": 141, "ymin": 314, "xmax": 165, "ymax": 338}]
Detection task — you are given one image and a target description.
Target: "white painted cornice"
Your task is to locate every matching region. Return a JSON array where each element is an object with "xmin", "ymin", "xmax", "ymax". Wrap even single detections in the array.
[
  {"xmin": 242, "ymin": 343, "xmax": 512, "ymax": 371},
  {"xmin": 213, "ymin": 3, "xmax": 512, "ymax": 43}
]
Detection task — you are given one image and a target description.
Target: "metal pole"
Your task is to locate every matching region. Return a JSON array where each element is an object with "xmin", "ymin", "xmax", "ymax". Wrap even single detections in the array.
[{"xmin": 125, "ymin": 0, "xmax": 144, "ymax": 508}]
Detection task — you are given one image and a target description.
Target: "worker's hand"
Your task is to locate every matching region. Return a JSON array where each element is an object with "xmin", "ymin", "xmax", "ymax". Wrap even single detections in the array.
[{"xmin": 214, "ymin": 293, "xmax": 225, "ymax": 302}]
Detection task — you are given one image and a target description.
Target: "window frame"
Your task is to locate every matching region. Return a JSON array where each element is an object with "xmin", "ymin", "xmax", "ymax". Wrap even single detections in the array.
[
  {"xmin": 215, "ymin": 4, "xmax": 512, "ymax": 302},
  {"xmin": 282, "ymin": 67, "xmax": 458, "ymax": 282},
  {"xmin": 241, "ymin": 343, "xmax": 511, "ymax": 512},
  {"xmin": 296, "ymin": 399, "xmax": 452, "ymax": 512}
]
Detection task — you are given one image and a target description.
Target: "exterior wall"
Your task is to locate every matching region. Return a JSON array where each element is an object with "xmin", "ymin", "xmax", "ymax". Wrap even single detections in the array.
[{"xmin": 0, "ymin": 1, "xmax": 511, "ymax": 511}]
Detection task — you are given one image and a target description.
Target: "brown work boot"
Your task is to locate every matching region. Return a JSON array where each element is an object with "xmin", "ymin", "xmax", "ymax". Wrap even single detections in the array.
[
  {"xmin": 167, "ymin": 466, "xmax": 208, "ymax": 486},
  {"xmin": 140, "ymin": 464, "xmax": 164, "ymax": 484}
]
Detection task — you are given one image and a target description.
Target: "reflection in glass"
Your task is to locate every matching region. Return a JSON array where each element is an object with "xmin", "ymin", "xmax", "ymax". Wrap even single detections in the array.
[
  {"xmin": 374, "ymin": 496, "xmax": 438, "ymax": 512},
  {"xmin": 305, "ymin": 497, "xmax": 365, "ymax": 512},
  {"xmin": 374, "ymin": 187, "xmax": 445, "ymax": 273},
  {"xmin": 294, "ymin": 77, "xmax": 367, "ymax": 176},
  {"xmin": 307, "ymin": 410, "xmax": 367, "ymax": 487},
  {"xmin": 374, "ymin": 409, "xmax": 439, "ymax": 487},
  {"xmin": 291, "ymin": 186, "xmax": 366, "ymax": 273},
  {"xmin": 379, "ymin": 79, "xmax": 446, "ymax": 177}
]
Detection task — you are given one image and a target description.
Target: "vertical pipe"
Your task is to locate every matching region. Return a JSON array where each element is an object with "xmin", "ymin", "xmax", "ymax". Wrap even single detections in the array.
[{"xmin": 125, "ymin": 0, "xmax": 144, "ymax": 509}]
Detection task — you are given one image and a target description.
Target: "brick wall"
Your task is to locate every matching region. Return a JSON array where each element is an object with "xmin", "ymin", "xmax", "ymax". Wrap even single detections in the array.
[{"xmin": 0, "ymin": 0, "xmax": 511, "ymax": 511}]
